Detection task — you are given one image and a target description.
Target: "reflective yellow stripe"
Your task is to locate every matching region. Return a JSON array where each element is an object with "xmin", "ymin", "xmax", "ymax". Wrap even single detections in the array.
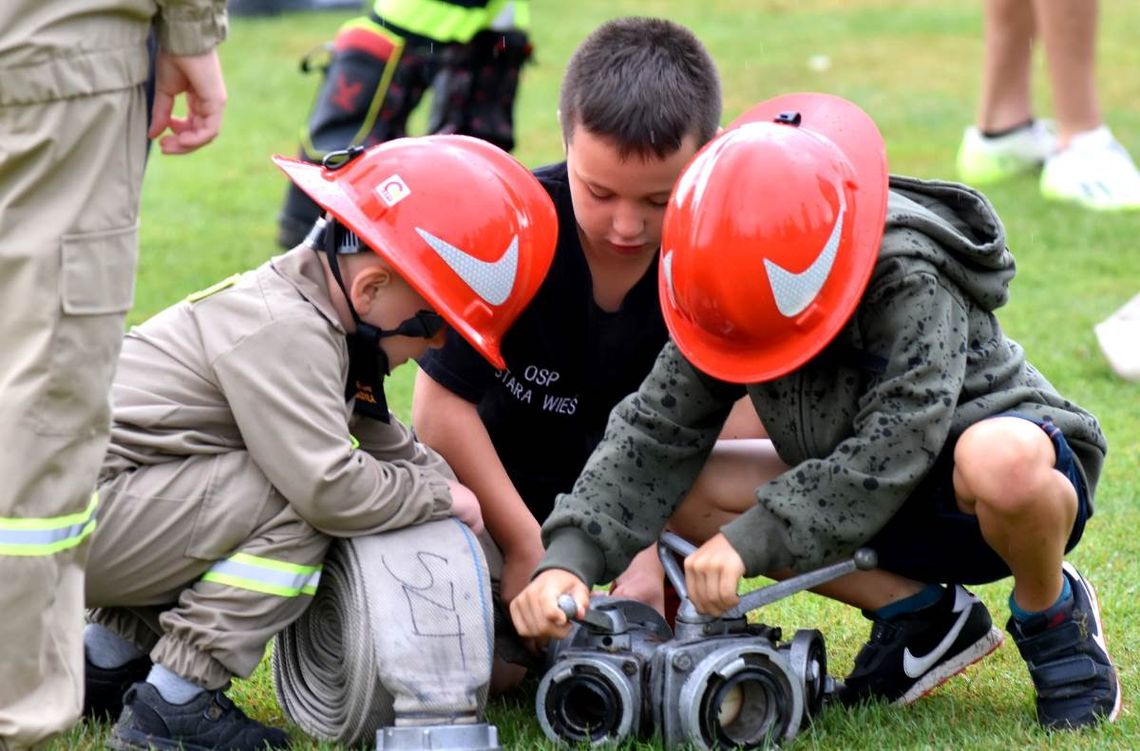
[
  {"xmin": 202, "ymin": 552, "xmax": 322, "ymax": 597},
  {"xmin": 300, "ymin": 17, "xmax": 405, "ymax": 158},
  {"xmin": 349, "ymin": 434, "xmax": 361, "ymax": 450},
  {"xmin": 186, "ymin": 273, "xmax": 241, "ymax": 303},
  {"xmin": 373, "ymin": 0, "xmax": 491, "ymax": 43},
  {"xmin": 0, "ymin": 493, "xmax": 98, "ymax": 557}
]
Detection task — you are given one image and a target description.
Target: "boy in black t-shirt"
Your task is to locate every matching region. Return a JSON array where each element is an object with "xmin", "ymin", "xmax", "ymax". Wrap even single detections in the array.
[{"xmin": 413, "ymin": 17, "xmax": 744, "ymax": 688}]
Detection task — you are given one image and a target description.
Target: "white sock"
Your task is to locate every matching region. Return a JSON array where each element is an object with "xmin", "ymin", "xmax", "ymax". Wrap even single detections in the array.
[
  {"xmin": 146, "ymin": 664, "xmax": 205, "ymax": 705},
  {"xmin": 84, "ymin": 623, "xmax": 145, "ymax": 669}
]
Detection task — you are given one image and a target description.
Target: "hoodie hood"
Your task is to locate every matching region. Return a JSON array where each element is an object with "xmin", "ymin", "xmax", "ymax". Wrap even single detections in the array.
[{"xmin": 881, "ymin": 175, "xmax": 1015, "ymax": 312}]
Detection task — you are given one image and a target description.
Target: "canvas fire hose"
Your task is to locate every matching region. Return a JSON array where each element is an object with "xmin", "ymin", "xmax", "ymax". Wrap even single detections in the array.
[{"xmin": 272, "ymin": 518, "xmax": 501, "ymax": 750}]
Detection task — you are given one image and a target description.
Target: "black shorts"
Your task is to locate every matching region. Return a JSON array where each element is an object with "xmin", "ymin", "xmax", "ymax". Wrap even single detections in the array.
[{"xmin": 865, "ymin": 413, "xmax": 1091, "ymax": 585}]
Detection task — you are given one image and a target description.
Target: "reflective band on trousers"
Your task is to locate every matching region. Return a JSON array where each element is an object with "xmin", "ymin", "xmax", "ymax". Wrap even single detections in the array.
[
  {"xmin": 0, "ymin": 493, "xmax": 98, "ymax": 556},
  {"xmin": 203, "ymin": 552, "xmax": 322, "ymax": 597}
]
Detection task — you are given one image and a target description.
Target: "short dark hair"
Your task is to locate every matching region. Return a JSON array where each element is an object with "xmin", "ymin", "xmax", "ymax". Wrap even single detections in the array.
[{"xmin": 559, "ymin": 17, "xmax": 722, "ymax": 160}]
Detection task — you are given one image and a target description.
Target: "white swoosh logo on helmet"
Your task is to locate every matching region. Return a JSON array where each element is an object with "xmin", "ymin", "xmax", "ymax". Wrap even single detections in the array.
[
  {"xmin": 902, "ymin": 586, "xmax": 974, "ymax": 679},
  {"xmin": 763, "ymin": 192, "xmax": 846, "ymax": 318},
  {"xmin": 416, "ymin": 228, "xmax": 519, "ymax": 306}
]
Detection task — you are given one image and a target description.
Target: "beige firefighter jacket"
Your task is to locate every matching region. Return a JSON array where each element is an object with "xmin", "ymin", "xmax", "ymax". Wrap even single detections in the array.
[{"xmin": 106, "ymin": 245, "xmax": 455, "ymax": 536}]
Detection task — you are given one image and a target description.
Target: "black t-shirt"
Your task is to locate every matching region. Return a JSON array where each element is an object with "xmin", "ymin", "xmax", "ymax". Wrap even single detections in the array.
[{"xmin": 417, "ymin": 162, "xmax": 669, "ymax": 522}]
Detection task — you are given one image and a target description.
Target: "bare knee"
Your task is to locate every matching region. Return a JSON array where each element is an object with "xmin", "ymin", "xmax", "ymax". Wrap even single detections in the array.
[
  {"xmin": 954, "ymin": 417, "xmax": 1058, "ymax": 516},
  {"xmin": 670, "ymin": 440, "xmax": 787, "ymax": 542}
]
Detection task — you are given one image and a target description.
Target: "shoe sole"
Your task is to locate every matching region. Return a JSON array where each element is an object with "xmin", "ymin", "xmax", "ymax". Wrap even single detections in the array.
[
  {"xmin": 895, "ymin": 626, "xmax": 1004, "ymax": 705},
  {"xmin": 1061, "ymin": 562, "xmax": 1122, "ymax": 724},
  {"xmin": 110, "ymin": 727, "xmax": 211, "ymax": 751}
]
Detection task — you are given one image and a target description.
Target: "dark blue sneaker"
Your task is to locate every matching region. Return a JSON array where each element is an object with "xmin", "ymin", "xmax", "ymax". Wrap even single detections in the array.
[
  {"xmin": 839, "ymin": 584, "xmax": 1004, "ymax": 706},
  {"xmin": 83, "ymin": 653, "xmax": 152, "ymax": 720},
  {"xmin": 1007, "ymin": 563, "xmax": 1121, "ymax": 729},
  {"xmin": 109, "ymin": 681, "xmax": 289, "ymax": 750}
]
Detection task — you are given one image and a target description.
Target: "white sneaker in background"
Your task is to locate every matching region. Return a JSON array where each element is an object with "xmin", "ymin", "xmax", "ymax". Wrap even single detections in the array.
[
  {"xmin": 957, "ymin": 120, "xmax": 1057, "ymax": 185},
  {"xmin": 1095, "ymin": 293, "xmax": 1140, "ymax": 381},
  {"xmin": 1040, "ymin": 126, "xmax": 1140, "ymax": 211}
]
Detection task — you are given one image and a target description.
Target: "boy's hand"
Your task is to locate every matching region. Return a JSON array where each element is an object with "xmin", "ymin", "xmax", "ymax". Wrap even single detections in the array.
[
  {"xmin": 684, "ymin": 533, "xmax": 745, "ymax": 616},
  {"xmin": 609, "ymin": 544, "xmax": 666, "ymax": 616},
  {"xmin": 446, "ymin": 480, "xmax": 485, "ymax": 535},
  {"xmin": 500, "ymin": 537, "xmax": 547, "ymax": 607},
  {"xmin": 510, "ymin": 569, "xmax": 589, "ymax": 640}
]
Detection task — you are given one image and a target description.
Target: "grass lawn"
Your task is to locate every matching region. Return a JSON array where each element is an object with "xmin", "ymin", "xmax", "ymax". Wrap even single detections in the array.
[{"xmin": 55, "ymin": 0, "xmax": 1138, "ymax": 748}]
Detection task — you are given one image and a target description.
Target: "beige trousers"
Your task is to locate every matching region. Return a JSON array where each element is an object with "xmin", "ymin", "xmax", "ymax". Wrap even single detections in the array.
[
  {"xmin": 88, "ymin": 452, "xmax": 331, "ymax": 691},
  {"xmin": 0, "ymin": 85, "xmax": 146, "ymax": 750}
]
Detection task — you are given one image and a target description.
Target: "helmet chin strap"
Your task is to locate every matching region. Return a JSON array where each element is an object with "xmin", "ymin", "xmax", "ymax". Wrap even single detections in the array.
[{"xmin": 313, "ymin": 217, "xmax": 444, "ymax": 423}]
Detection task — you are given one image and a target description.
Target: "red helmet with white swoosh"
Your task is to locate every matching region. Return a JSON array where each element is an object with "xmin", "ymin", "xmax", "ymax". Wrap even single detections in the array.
[
  {"xmin": 273, "ymin": 135, "xmax": 557, "ymax": 369},
  {"xmin": 659, "ymin": 93, "xmax": 888, "ymax": 383}
]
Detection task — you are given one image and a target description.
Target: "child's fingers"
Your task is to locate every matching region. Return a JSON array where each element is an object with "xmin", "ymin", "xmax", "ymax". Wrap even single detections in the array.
[{"xmin": 510, "ymin": 572, "xmax": 579, "ymax": 639}]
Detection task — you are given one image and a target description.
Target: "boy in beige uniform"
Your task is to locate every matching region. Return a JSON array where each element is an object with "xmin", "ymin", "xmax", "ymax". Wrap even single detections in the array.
[
  {"xmin": 82, "ymin": 135, "xmax": 556, "ymax": 751},
  {"xmin": 0, "ymin": 1, "xmax": 226, "ymax": 748}
]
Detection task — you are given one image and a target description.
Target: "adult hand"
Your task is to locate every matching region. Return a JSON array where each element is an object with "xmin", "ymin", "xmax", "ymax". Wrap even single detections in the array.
[
  {"xmin": 446, "ymin": 480, "xmax": 485, "ymax": 535},
  {"xmin": 684, "ymin": 532, "xmax": 745, "ymax": 616},
  {"xmin": 609, "ymin": 544, "xmax": 666, "ymax": 616},
  {"xmin": 149, "ymin": 48, "xmax": 227, "ymax": 154},
  {"xmin": 510, "ymin": 568, "xmax": 589, "ymax": 640}
]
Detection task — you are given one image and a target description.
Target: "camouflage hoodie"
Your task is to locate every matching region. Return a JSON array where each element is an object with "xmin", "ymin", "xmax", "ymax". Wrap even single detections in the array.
[{"xmin": 538, "ymin": 175, "xmax": 1106, "ymax": 586}]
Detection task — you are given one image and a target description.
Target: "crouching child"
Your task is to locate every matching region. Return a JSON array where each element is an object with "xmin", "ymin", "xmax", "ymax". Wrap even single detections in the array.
[{"xmin": 82, "ymin": 135, "xmax": 556, "ymax": 750}]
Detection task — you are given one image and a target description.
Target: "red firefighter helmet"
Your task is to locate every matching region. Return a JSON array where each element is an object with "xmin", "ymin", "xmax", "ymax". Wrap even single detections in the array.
[
  {"xmin": 659, "ymin": 93, "xmax": 888, "ymax": 383},
  {"xmin": 273, "ymin": 135, "xmax": 557, "ymax": 369}
]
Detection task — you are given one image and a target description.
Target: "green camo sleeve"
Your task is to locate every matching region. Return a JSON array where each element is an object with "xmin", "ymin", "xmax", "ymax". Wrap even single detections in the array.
[{"xmin": 537, "ymin": 342, "xmax": 742, "ymax": 585}]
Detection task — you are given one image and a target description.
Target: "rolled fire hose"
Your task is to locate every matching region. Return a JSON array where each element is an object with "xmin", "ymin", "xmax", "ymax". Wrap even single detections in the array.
[{"xmin": 273, "ymin": 518, "xmax": 495, "ymax": 746}]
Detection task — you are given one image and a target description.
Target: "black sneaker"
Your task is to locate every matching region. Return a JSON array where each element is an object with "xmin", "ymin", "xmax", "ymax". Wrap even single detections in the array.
[
  {"xmin": 1007, "ymin": 563, "xmax": 1121, "ymax": 729},
  {"xmin": 839, "ymin": 584, "xmax": 1004, "ymax": 706},
  {"xmin": 109, "ymin": 681, "xmax": 289, "ymax": 751},
  {"xmin": 83, "ymin": 653, "xmax": 153, "ymax": 720}
]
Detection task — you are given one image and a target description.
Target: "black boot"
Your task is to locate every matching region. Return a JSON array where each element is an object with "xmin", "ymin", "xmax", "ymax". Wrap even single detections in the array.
[{"xmin": 109, "ymin": 682, "xmax": 289, "ymax": 751}]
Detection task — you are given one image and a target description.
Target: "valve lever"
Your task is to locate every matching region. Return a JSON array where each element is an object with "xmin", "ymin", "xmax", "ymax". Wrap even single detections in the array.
[
  {"xmin": 557, "ymin": 594, "xmax": 625, "ymax": 633},
  {"xmin": 726, "ymin": 548, "xmax": 877, "ymax": 618},
  {"xmin": 657, "ymin": 532, "xmax": 698, "ymax": 601}
]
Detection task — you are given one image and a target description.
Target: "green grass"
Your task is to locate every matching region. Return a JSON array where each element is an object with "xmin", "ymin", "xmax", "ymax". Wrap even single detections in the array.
[{"xmin": 60, "ymin": 0, "xmax": 1140, "ymax": 748}]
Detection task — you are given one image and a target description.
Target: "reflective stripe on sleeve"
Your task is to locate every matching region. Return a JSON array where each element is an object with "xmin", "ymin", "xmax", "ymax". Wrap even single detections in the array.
[
  {"xmin": 202, "ymin": 552, "xmax": 322, "ymax": 597},
  {"xmin": 0, "ymin": 493, "xmax": 98, "ymax": 556}
]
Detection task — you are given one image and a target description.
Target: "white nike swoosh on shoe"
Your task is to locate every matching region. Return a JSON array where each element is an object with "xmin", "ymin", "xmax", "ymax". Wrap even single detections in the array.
[
  {"xmin": 416, "ymin": 228, "xmax": 519, "ymax": 306},
  {"xmin": 762, "ymin": 192, "xmax": 846, "ymax": 317},
  {"xmin": 902, "ymin": 586, "xmax": 974, "ymax": 679}
]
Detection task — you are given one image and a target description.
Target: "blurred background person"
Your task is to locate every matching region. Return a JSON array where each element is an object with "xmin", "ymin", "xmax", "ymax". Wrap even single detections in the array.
[
  {"xmin": 956, "ymin": 0, "xmax": 1140, "ymax": 211},
  {"xmin": 276, "ymin": 0, "xmax": 532, "ymax": 248}
]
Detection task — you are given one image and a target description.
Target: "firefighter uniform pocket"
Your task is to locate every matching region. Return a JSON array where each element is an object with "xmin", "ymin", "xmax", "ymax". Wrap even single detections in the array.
[{"xmin": 32, "ymin": 224, "xmax": 138, "ymax": 436}]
